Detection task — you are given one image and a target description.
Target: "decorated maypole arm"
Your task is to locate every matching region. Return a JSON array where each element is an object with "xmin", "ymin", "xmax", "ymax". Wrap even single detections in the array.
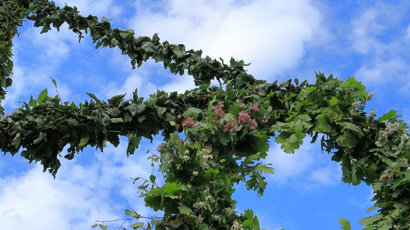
[{"xmin": 0, "ymin": 0, "xmax": 409, "ymax": 229}]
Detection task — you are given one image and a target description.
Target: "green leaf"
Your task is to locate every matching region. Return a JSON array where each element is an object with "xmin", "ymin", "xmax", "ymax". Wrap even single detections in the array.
[
  {"xmin": 339, "ymin": 218, "xmax": 351, "ymax": 230},
  {"xmin": 107, "ymin": 93, "xmax": 126, "ymax": 105},
  {"xmin": 366, "ymin": 206, "xmax": 377, "ymax": 213},
  {"xmin": 341, "ymin": 77, "xmax": 367, "ymax": 99},
  {"xmin": 128, "ymin": 104, "xmax": 146, "ymax": 116},
  {"xmin": 37, "ymin": 88, "xmax": 48, "ymax": 104},
  {"xmin": 336, "ymin": 132, "xmax": 358, "ymax": 149},
  {"xmin": 111, "ymin": 38, "xmax": 119, "ymax": 46},
  {"xmin": 340, "ymin": 122, "xmax": 364, "ymax": 137},
  {"xmin": 204, "ymin": 168, "xmax": 219, "ymax": 179},
  {"xmin": 129, "ymin": 222, "xmax": 144, "ymax": 229},
  {"xmin": 29, "ymin": 96, "xmax": 37, "ymax": 107},
  {"xmin": 178, "ymin": 205, "xmax": 193, "ymax": 215},
  {"xmin": 150, "ymin": 175, "xmax": 156, "ymax": 183},
  {"xmin": 377, "ymin": 110, "xmax": 401, "ymax": 121},
  {"xmin": 163, "ymin": 182, "xmax": 183, "ymax": 196},
  {"xmin": 141, "ymin": 42, "xmax": 156, "ymax": 54},
  {"xmin": 51, "ymin": 76, "xmax": 57, "ymax": 88},
  {"xmin": 87, "ymin": 92, "xmax": 101, "ymax": 104},
  {"xmin": 329, "ymin": 96, "xmax": 338, "ymax": 106},
  {"xmin": 255, "ymin": 164, "xmax": 274, "ymax": 175},
  {"xmin": 101, "ymin": 17, "xmax": 110, "ymax": 23},
  {"xmin": 99, "ymin": 224, "xmax": 108, "ymax": 230},
  {"xmin": 79, "ymin": 135, "xmax": 89, "ymax": 147},
  {"xmin": 305, "ymin": 86, "xmax": 317, "ymax": 94},
  {"xmin": 91, "ymin": 224, "xmax": 98, "ymax": 228},
  {"xmin": 358, "ymin": 214, "xmax": 382, "ymax": 226}
]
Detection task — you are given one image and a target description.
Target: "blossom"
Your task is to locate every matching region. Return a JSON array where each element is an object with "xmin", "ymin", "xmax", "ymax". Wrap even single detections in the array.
[
  {"xmin": 368, "ymin": 92, "xmax": 374, "ymax": 100},
  {"xmin": 182, "ymin": 117, "xmax": 195, "ymax": 128},
  {"xmin": 223, "ymin": 119, "xmax": 238, "ymax": 133},
  {"xmin": 203, "ymin": 153, "xmax": 213, "ymax": 159},
  {"xmin": 369, "ymin": 109, "xmax": 376, "ymax": 118},
  {"xmin": 231, "ymin": 220, "xmax": 243, "ymax": 230},
  {"xmin": 156, "ymin": 143, "xmax": 164, "ymax": 152},
  {"xmin": 238, "ymin": 112, "xmax": 251, "ymax": 123},
  {"xmin": 261, "ymin": 114, "xmax": 268, "ymax": 124},
  {"xmin": 251, "ymin": 104, "xmax": 260, "ymax": 112},
  {"xmin": 249, "ymin": 119, "xmax": 258, "ymax": 130},
  {"xmin": 182, "ymin": 155, "xmax": 190, "ymax": 162},
  {"xmin": 213, "ymin": 102, "xmax": 225, "ymax": 119},
  {"xmin": 192, "ymin": 171, "xmax": 199, "ymax": 176},
  {"xmin": 169, "ymin": 219, "xmax": 181, "ymax": 228}
]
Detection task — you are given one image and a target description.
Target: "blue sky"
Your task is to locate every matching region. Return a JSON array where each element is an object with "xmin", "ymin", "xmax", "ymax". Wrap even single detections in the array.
[{"xmin": 1, "ymin": 0, "xmax": 409, "ymax": 229}]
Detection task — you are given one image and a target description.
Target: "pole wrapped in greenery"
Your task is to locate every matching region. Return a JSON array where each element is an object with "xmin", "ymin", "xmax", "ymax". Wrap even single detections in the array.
[{"xmin": 0, "ymin": 0, "xmax": 409, "ymax": 229}]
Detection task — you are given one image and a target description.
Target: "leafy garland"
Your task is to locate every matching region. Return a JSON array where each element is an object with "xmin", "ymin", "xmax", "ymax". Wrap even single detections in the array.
[{"xmin": 0, "ymin": 0, "xmax": 409, "ymax": 229}]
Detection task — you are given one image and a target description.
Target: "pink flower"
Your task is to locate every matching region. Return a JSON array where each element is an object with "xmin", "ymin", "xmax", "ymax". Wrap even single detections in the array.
[
  {"xmin": 157, "ymin": 143, "xmax": 164, "ymax": 152},
  {"xmin": 239, "ymin": 112, "xmax": 251, "ymax": 123},
  {"xmin": 214, "ymin": 108, "xmax": 225, "ymax": 118},
  {"xmin": 261, "ymin": 114, "xmax": 268, "ymax": 124},
  {"xmin": 239, "ymin": 103, "xmax": 245, "ymax": 108},
  {"xmin": 251, "ymin": 104, "xmax": 260, "ymax": 112},
  {"xmin": 213, "ymin": 102, "xmax": 225, "ymax": 119},
  {"xmin": 249, "ymin": 119, "xmax": 258, "ymax": 130},
  {"xmin": 223, "ymin": 119, "xmax": 237, "ymax": 133},
  {"xmin": 182, "ymin": 117, "xmax": 195, "ymax": 128}
]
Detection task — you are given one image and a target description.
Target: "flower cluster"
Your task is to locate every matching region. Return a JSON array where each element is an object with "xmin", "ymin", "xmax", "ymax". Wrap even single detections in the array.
[
  {"xmin": 169, "ymin": 218, "xmax": 182, "ymax": 228},
  {"xmin": 224, "ymin": 119, "xmax": 238, "ymax": 133},
  {"xmin": 238, "ymin": 112, "xmax": 258, "ymax": 129},
  {"xmin": 182, "ymin": 117, "xmax": 195, "ymax": 128},
  {"xmin": 157, "ymin": 143, "xmax": 164, "ymax": 152},
  {"xmin": 213, "ymin": 102, "xmax": 225, "ymax": 119},
  {"xmin": 380, "ymin": 168, "xmax": 398, "ymax": 181},
  {"xmin": 231, "ymin": 220, "xmax": 243, "ymax": 230}
]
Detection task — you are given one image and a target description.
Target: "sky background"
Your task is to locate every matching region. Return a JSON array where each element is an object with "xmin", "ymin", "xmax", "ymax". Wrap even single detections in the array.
[{"xmin": 1, "ymin": 0, "xmax": 410, "ymax": 229}]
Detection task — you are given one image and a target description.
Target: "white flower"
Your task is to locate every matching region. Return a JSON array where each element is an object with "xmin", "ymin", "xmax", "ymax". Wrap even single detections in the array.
[
  {"xmin": 192, "ymin": 171, "xmax": 199, "ymax": 176},
  {"xmin": 203, "ymin": 153, "xmax": 213, "ymax": 159},
  {"xmin": 193, "ymin": 201, "xmax": 206, "ymax": 209},
  {"xmin": 169, "ymin": 219, "xmax": 182, "ymax": 228},
  {"xmin": 352, "ymin": 101, "xmax": 359, "ymax": 108},
  {"xmin": 369, "ymin": 109, "xmax": 376, "ymax": 117},
  {"xmin": 224, "ymin": 208, "xmax": 234, "ymax": 216},
  {"xmin": 184, "ymin": 150, "xmax": 190, "ymax": 155},
  {"xmin": 368, "ymin": 92, "xmax": 374, "ymax": 100},
  {"xmin": 200, "ymin": 161, "xmax": 209, "ymax": 169},
  {"xmin": 176, "ymin": 164, "xmax": 182, "ymax": 170},
  {"xmin": 182, "ymin": 155, "xmax": 190, "ymax": 162},
  {"xmin": 350, "ymin": 158, "xmax": 357, "ymax": 165},
  {"xmin": 231, "ymin": 220, "xmax": 243, "ymax": 230}
]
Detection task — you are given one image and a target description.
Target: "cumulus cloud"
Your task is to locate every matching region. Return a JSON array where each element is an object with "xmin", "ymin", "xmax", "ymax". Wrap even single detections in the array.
[
  {"xmin": 129, "ymin": 0, "xmax": 321, "ymax": 80},
  {"xmin": 54, "ymin": 0, "xmax": 122, "ymax": 19},
  {"xmin": 0, "ymin": 141, "xmax": 157, "ymax": 230},
  {"xmin": 265, "ymin": 139, "xmax": 315, "ymax": 184},
  {"xmin": 3, "ymin": 23, "xmax": 80, "ymax": 110},
  {"xmin": 350, "ymin": 2, "xmax": 410, "ymax": 92},
  {"xmin": 309, "ymin": 164, "xmax": 342, "ymax": 186}
]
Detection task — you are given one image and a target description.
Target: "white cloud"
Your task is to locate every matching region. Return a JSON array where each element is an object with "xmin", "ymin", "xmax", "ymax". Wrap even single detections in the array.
[
  {"xmin": 406, "ymin": 24, "xmax": 410, "ymax": 41},
  {"xmin": 54, "ymin": 0, "xmax": 122, "ymax": 19},
  {"xmin": 350, "ymin": 3, "xmax": 404, "ymax": 55},
  {"xmin": 4, "ymin": 25, "xmax": 76, "ymax": 110},
  {"xmin": 265, "ymin": 139, "xmax": 314, "ymax": 184},
  {"xmin": 0, "ymin": 141, "xmax": 156, "ymax": 230},
  {"xmin": 129, "ymin": 0, "xmax": 322, "ymax": 80},
  {"xmin": 104, "ymin": 74, "xmax": 156, "ymax": 99},
  {"xmin": 158, "ymin": 74, "xmax": 196, "ymax": 94},
  {"xmin": 309, "ymin": 164, "xmax": 342, "ymax": 186},
  {"xmin": 355, "ymin": 58, "xmax": 407, "ymax": 84},
  {"xmin": 350, "ymin": 2, "xmax": 410, "ymax": 92}
]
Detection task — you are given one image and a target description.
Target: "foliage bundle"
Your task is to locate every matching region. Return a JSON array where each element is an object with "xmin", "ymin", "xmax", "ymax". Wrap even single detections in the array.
[{"xmin": 0, "ymin": 0, "xmax": 409, "ymax": 229}]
